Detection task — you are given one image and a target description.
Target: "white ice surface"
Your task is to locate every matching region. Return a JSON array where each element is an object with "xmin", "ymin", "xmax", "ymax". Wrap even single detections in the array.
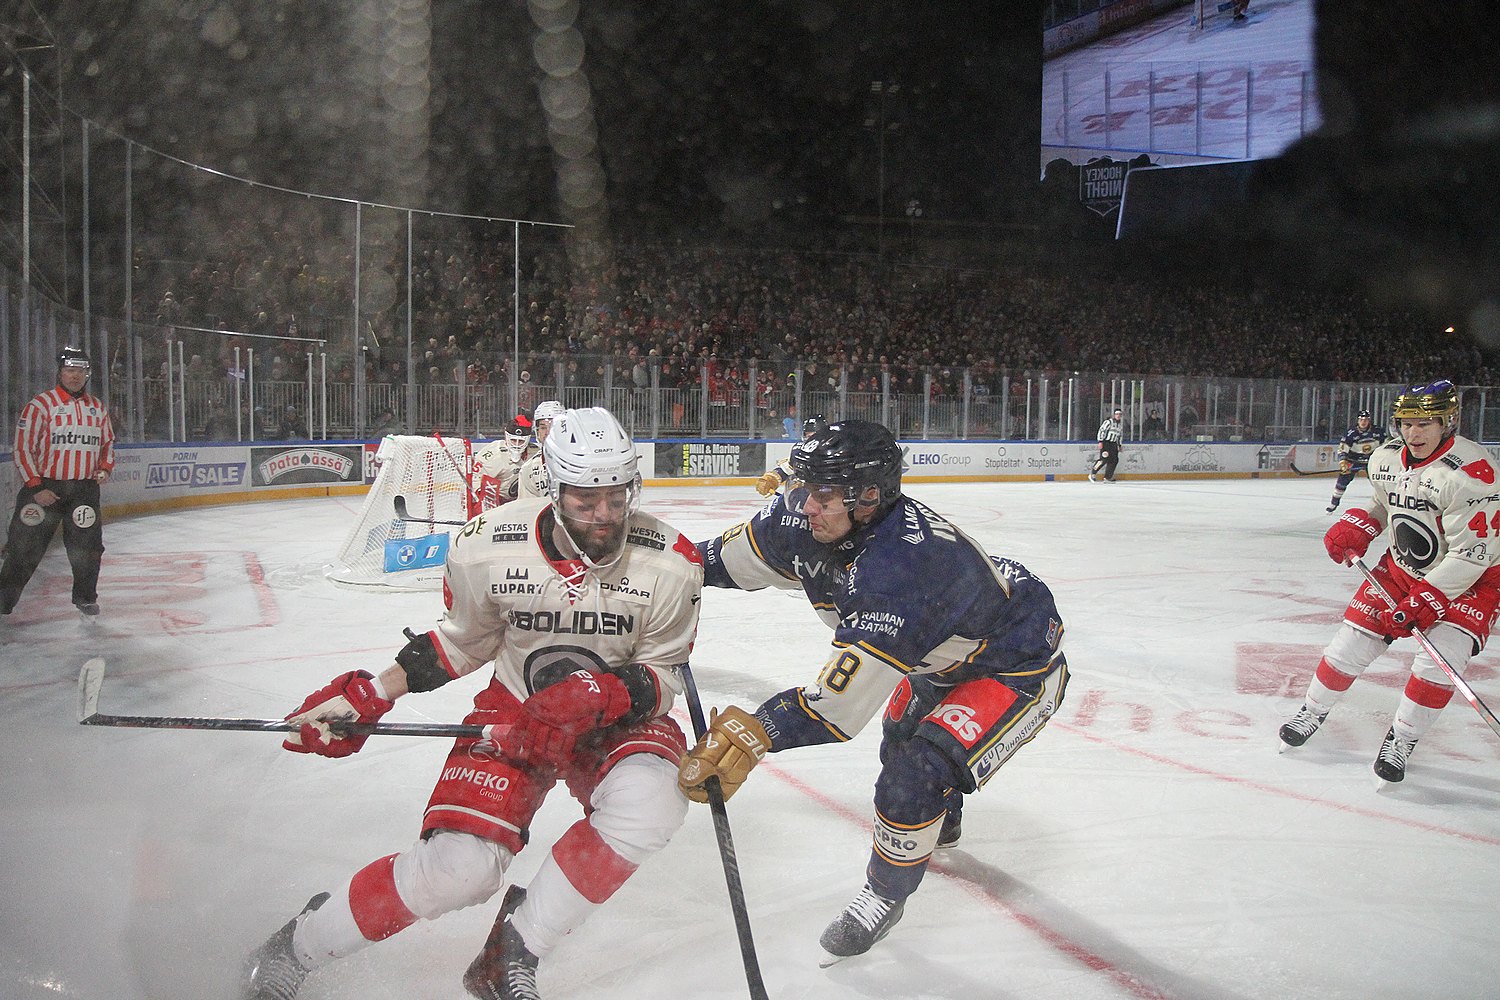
[{"xmin": 2, "ymin": 478, "xmax": 1497, "ymax": 1000}]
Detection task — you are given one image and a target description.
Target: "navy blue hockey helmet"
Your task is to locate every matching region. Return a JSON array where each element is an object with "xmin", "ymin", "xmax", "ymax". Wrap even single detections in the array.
[
  {"xmin": 802, "ymin": 413, "xmax": 829, "ymax": 439},
  {"xmin": 788, "ymin": 419, "xmax": 902, "ymax": 514}
]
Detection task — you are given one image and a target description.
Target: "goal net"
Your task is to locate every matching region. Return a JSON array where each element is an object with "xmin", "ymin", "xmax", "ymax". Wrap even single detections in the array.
[{"xmin": 326, "ymin": 434, "xmax": 475, "ymax": 591}]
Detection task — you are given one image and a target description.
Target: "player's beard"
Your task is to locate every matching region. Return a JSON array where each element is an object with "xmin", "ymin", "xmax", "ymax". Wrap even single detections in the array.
[{"xmin": 558, "ymin": 508, "xmax": 628, "ymax": 566}]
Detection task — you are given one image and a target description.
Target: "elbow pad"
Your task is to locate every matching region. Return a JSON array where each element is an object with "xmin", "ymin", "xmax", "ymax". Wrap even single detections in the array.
[{"xmin": 396, "ymin": 628, "xmax": 452, "ymax": 693}]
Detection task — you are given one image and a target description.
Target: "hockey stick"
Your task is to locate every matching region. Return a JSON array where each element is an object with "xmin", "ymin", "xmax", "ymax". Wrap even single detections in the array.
[
  {"xmin": 393, "ymin": 494, "xmax": 466, "ymax": 528},
  {"xmin": 680, "ymin": 664, "xmax": 771, "ymax": 1000},
  {"xmin": 76, "ymin": 658, "xmax": 486, "ymax": 738},
  {"xmin": 1288, "ymin": 461, "xmax": 1339, "ymax": 477},
  {"xmin": 1349, "ymin": 559, "xmax": 1500, "ymax": 739}
]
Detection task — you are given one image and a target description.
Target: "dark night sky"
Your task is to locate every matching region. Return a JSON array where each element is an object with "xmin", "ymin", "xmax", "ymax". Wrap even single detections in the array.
[
  {"xmin": 15, "ymin": 1, "xmax": 1031, "ymax": 238},
  {"xmin": 7, "ymin": 1, "xmax": 1498, "ymax": 336}
]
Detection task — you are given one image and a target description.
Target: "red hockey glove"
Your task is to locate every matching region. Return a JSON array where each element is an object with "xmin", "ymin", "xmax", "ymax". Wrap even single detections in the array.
[
  {"xmin": 1324, "ymin": 508, "xmax": 1380, "ymax": 564},
  {"xmin": 475, "ymin": 672, "xmax": 633, "ymax": 771},
  {"xmin": 1376, "ymin": 579, "xmax": 1448, "ymax": 638},
  {"xmin": 284, "ymin": 670, "xmax": 395, "ymax": 757},
  {"xmin": 469, "ymin": 702, "xmax": 577, "ymax": 771},
  {"xmin": 523, "ymin": 670, "xmax": 634, "ymax": 735}
]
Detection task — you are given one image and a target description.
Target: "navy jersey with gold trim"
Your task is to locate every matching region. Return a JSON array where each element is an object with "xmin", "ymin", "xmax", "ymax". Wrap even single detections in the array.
[{"xmin": 697, "ymin": 492, "xmax": 1066, "ymax": 749}]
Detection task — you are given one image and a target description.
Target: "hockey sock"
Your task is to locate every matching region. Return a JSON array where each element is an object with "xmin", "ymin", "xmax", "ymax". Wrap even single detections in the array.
[
  {"xmin": 866, "ymin": 738, "xmax": 959, "ymax": 900},
  {"xmin": 517, "ymin": 756, "xmax": 683, "ymax": 956},
  {"xmin": 348, "ymin": 854, "xmax": 419, "ymax": 942},
  {"xmin": 1392, "ymin": 674, "xmax": 1455, "ymax": 742}
]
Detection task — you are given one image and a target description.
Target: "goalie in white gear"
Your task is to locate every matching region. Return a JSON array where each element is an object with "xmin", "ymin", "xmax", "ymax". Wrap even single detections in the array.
[
  {"xmin": 1281, "ymin": 379, "xmax": 1500, "ymax": 783},
  {"xmin": 241, "ymin": 406, "xmax": 704, "ymax": 1000},
  {"xmin": 471, "ymin": 414, "xmax": 539, "ymax": 511}
]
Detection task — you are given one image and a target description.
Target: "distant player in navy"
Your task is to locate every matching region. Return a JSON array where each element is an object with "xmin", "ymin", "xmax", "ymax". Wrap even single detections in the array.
[
  {"xmin": 1090, "ymin": 407, "xmax": 1123, "ymax": 482},
  {"xmin": 1281, "ymin": 381, "xmax": 1500, "ymax": 783},
  {"xmin": 679, "ymin": 419, "xmax": 1069, "ymax": 964},
  {"xmin": 1231, "ymin": 0, "xmax": 1249, "ymax": 20},
  {"xmin": 1325, "ymin": 409, "xmax": 1388, "ymax": 512},
  {"xmin": 753, "ymin": 412, "xmax": 829, "ymax": 496},
  {"xmin": 0, "ymin": 346, "xmax": 115, "ymax": 616}
]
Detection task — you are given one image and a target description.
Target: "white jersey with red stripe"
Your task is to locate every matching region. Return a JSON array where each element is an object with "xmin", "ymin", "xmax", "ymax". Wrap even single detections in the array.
[
  {"xmin": 1365, "ymin": 433, "xmax": 1500, "ymax": 598},
  {"xmin": 13, "ymin": 386, "xmax": 116, "ymax": 487},
  {"xmin": 429, "ymin": 496, "xmax": 704, "ymax": 713}
]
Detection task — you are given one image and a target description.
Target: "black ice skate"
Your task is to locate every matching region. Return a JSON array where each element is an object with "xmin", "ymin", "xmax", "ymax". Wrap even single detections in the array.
[
  {"xmin": 1278, "ymin": 704, "xmax": 1328, "ymax": 750},
  {"xmin": 1325, "ymin": 500, "xmax": 1340, "ymax": 513},
  {"xmin": 1374, "ymin": 727, "xmax": 1419, "ymax": 783},
  {"xmin": 936, "ymin": 791, "xmax": 962, "ymax": 849},
  {"xmin": 241, "ymin": 892, "xmax": 328, "ymax": 1000},
  {"xmin": 818, "ymin": 884, "xmax": 905, "ymax": 966},
  {"xmin": 463, "ymin": 885, "xmax": 540, "ymax": 1000}
]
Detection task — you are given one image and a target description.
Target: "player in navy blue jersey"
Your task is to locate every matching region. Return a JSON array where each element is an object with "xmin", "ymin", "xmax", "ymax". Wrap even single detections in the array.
[
  {"xmin": 677, "ymin": 419, "xmax": 1070, "ymax": 965},
  {"xmin": 1326, "ymin": 409, "xmax": 1389, "ymax": 512}
]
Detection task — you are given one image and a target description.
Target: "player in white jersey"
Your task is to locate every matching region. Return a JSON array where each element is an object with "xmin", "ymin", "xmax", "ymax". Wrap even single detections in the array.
[
  {"xmin": 472, "ymin": 413, "xmax": 541, "ymax": 512},
  {"xmin": 241, "ymin": 407, "xmax": 704, "ymax": 1000},
  {"xmin": 1280, "ymin": 380, "xmax": 1500, "ymax": 783},
  {"xmin": 515, "ymin": 399, "xmax": 564, "ymax": 502}
]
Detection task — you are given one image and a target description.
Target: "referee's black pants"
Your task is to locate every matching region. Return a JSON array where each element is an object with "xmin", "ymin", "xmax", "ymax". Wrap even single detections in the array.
[
  {"xmin": 1093, "ymin": 441, "xmax": 1121, "ymax": 482},
  {"xmin": 0, "ymin": 478, "xmax": 104, "ymax": 611}
]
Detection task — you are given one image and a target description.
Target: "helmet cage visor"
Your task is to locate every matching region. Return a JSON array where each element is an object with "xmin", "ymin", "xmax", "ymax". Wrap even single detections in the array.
[{"xmin": 785, "ymin": 476, "xmax": 882, "ymax": 515}]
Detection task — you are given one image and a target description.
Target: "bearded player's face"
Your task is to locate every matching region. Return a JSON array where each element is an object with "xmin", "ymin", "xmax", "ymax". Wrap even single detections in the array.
[{"xmin": 557, "ymin": 484, "xmax": 631, "ymax": 562}]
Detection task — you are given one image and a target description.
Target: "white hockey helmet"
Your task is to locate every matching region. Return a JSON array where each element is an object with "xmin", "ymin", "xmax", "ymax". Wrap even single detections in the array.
[
  {"xmin": 543, "ymin": 407, "xmax": 640, "ymax": 500},
  {"xmin": 532, "ymin": 399, "xmax": 566, "ymax": 444},
  {"xmin": 533, "ymin": 399, "xmax": 566, "ymax": 423}
]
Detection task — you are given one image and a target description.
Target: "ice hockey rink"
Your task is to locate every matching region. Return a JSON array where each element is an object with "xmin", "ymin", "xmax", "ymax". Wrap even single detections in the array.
[{"xmin": 2, "ymin": 475, "xmax": 1497, "ymax": 1000}]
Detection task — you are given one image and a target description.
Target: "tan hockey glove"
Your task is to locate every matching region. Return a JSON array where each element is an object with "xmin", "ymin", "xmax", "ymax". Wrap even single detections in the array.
[
  {"xmin": 677, "ymin": 705, "xmax": 771, "ymax": 803},
  {"xmin": 754, "ymin": 469, "xmax": 785, "ymax": 496}
]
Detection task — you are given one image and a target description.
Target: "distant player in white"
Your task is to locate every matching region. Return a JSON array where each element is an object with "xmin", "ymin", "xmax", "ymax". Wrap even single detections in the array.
[
  {"xmin": 242, "ymin": 407, "xmax": 705, "ymax": 1000},
  {"xmin": 1281, "ymin": 380, "xmax": 1500, "ymax": 782},
  {"xmin": 516, "ymin": 399, "xmax": 564, "ymax": 501}
]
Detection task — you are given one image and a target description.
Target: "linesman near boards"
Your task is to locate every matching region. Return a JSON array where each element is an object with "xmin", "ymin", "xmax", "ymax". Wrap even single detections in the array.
[
  {"xmin": 1090, "ymin": 407, "xmax": 1123, "ymax": 482},
  {"xmin": 0, "ymin": 346, "xmax": 115, "ymax": 616}
]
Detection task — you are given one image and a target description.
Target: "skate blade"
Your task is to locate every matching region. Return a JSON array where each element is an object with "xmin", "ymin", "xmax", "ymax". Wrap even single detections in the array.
[
  {"xmin": 1373, "ymin": 773, "xmax": 1400, "ymax": 792},
  {"xmin": 819, "ymin": 950, "xmax": 852, "ymax": 968}
]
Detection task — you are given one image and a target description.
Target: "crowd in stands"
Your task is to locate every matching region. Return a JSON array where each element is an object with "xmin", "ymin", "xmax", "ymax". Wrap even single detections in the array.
[{"xmin": 130, "ymin": 232, "xmax": 1495, "ymax": 413}]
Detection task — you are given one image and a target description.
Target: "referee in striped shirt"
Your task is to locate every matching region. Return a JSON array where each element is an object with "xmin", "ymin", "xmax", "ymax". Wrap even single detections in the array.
[
  {"xmin": 1090, "ymin": 407, "xmax": 1124, "ymax": 483},
  {"xmin": 1, "ymin": 346, "xmax": 116, "ymax": 616}
]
